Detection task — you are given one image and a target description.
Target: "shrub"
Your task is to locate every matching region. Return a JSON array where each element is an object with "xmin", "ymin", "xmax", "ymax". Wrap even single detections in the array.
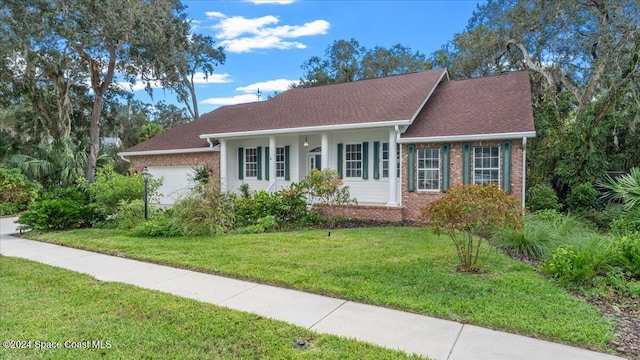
[
  {"xmin": 610, "ymin": 207, "xmax": 640, "ymax": 236},
  {"xmin": 526, "ymin": 183, "xmax": 562, "ymax": 212},
  {"xmin": 237, "ymin": 216, "xmax": 276, "ymax": 234},
  {"xmin": 542, "ymin": 236, "xmax": 620, "ymax": 284},
  {"xmin": 112, "ymin": 200, "xmax": 152, "ymax": 230},
  {"xmin": 617, "ymin": 233, "xmax": 640, "ymax": 278},
  {"xmin": 579, "ymin": 204, "xmax": 625, "ymax": 232},
  {"xmin": 421, "ymin": 184, "xmax": 524, "ymax": 272},
  {"xmin": 599, "ymin": 167, "xmax": 640, "ymax": 211},
  {"xmin": 300, "ymin": 168, "xmax": 356, "ymax": 205},
  {"xmin": 18, "ymin": 200, "xmax": 103, "ymax": 231},
  {"xmin": 567, "ymin": 182, "xmax": 598, "ymax": 212},
  {"xmin": 133, "ymin": 216, "xmax": 182, "ymax": 237},
  {"xmin": 171, "ymin": 183, "xmax": 235, "ymax": 236},
  {"xmin": 41, "ymin": 185, "xmax": 90, "ymax": 205},
  {"xmin": 0, "ymin": 167, "xmax": 41, "ymax": 215},
  {"xmin": 233, "ymin": 183, "xmax": 311, "ymax": 229},
  {"xmin": 79, "ymin": 164, "xmax": 161, "ymax": 213}
]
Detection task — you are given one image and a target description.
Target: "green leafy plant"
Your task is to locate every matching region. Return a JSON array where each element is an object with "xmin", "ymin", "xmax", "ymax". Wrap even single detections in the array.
[
  {"xmin": 495, "ymin": 215, "xmax": 554, "ymax": 260},
  {"xmin": 617, "ymin": 233, "xmax": 640, "ymax": 279},
  {"xmin": 421, "ymin": 184, "xmax": 524, "ymax": 272},
  {"xmin": 0, "ymin": 167, "xmax": 41, "ymax": 215},
  {"xmin": 526, "ymin": 183, "xmax": 562, "ymax": 212},
  {"xmin": 133, "ymin": 215, "xmax": 182, "ymax": 237},
  {"xmin": 300, "ymin": 168, "xmax": 356, "ymax": 206},
  {"xmin": 18, "ymin": 199, "xmax": 104, "ymax": 231},
  {"xmin": 567, "ymin": 182, "xmax": 598, "ymax": 212},
  {"xmin": 610, "ymin": 207, "xmax": 640, "ymax": 236},
  {"xmin": 542, "ymin": 236, "xmax": 620, "ymax": 284},
  {"xmin": 233, "ymin": 183, "xmax": 311, "ymax": 229},
  {"xmin": 171, "ymin": 182, "xmax": 235, "ymax": 236},
  {"xmin": 189, "ymin": 165, "xmax": 211, "ymax": 186},
  {"xmin": 79, "ymin": 164, "xmax": 161, "ymax": 213},
  {"xmin": 599, "ymin": 167, "xmax": 640, "ymax": 211}
]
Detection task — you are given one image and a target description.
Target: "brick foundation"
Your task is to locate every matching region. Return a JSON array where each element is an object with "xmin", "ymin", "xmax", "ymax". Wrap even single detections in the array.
[{"xmin": 314, "ymin": 204, "xmax": 404, "ymax": 223}]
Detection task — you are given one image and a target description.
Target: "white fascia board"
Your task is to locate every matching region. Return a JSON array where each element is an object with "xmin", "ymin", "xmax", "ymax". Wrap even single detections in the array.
[
  {"xmin": 118, "ymin": 147, "xmax": 218, "ymax": 157},
  {"xmin": 406, "ymin": 69, "xmax": 449, "ymax": 126},
  {"xmin": 397, "ymin": 131, "xmax": 536, "ymax": 144},
  {"xmin": 199, "ymin": 120, "xmax": 411, "ymax": 140}
]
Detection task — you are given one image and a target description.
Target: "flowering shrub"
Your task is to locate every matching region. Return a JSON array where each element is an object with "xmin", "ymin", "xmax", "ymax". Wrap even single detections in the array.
[{"xmin": 421, "ymin": 184, "xmax": 524, "ymax": 272}]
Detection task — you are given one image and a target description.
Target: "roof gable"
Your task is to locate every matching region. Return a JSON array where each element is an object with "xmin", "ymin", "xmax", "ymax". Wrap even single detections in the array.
[{"xmin": 402, "ymin": 71, "xmax": 535, "ymax": 139}]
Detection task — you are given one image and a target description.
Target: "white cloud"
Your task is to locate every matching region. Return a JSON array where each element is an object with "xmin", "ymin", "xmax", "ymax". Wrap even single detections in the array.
[
  {"xmin": 116, "ymin": 80, "xmax": 163, "ymax": 92},
  {"xmin": 245, "ymin": 0, "xmax": 296, "ymax": 4},
  {"xmin": 209, "ymin": 13, "xmax": 330, "ymax": 53},
  {"xmin": 201, "ymin": 94, "xmax": 260, "ymax": 106},
  {"xmin": 115, "ymin": 73, "xmax": 232, "ymax": 92},
  {"xmin": 235, "ymin": 78, "xmax": 298, "ymax": 93},
  {"xmin": 205, "ymin": 11, "xmax": 226, "ymax": 18}
]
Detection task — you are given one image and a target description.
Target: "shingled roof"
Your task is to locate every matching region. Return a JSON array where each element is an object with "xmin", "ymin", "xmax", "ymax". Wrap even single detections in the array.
[{"xmin": 401, "ymin": 71, "xmax": 535, "ymax": 139}]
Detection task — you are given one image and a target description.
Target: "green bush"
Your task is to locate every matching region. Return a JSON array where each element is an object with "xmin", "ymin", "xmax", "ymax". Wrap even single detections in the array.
[
  {"xmin": 133, "ymin": 216, "xmax": 182, "ymax": 237},
  {"xmin": 18, "ymin": 200, "xmax": 104, "ymax": 231},
  {"xmin": 421, "ymin": 184, "xmax": 524, "ymax": 272},
  {"xmin": 495, "ymin": 215, "xmax": 555, "ymax": 260},
  {"xmin": 579, "ymin": 205, "xmax": 625, "ymax": 232},
  {"xmin": 617, "ymin": 233, "xmax": 640, "ymax": 278},
  {"xmin": 0, "ymin": 167, "xmax": 41, "ymax": 215},
  {"xmin": 610, "ymin": 207, "xmax": 640, "ymax": 236},
  {"xmin": 40, "ymin": 185, "xmax": 90, "ymax": 204},
  {"xmin": 233, "ymin": 184, "xmax": 311, "ymax": 229},
  {"xmin": 542, "ymin": 236, "xmax": 620, "ymax": 284},
  {"xmin": 171, "ymin": 183, "xmax": 235, "ymax": 236},
  {"xmin": 300, "ymin": 168, "xmax": 356, "ymax": 205},
  {"xmin": 567, "ymin": 182, "xmax": 598, "ymax": 212},
  {"xmin": 526, "ymin": 183, "xmax": 562, "ymax": 212},
  {"xmin": 79, "ymin": 164, "xmax": 161, "ymax": 213},
  {"xmin": 236, "ymin": 216, "xmax": 276, "ymax": 234}
]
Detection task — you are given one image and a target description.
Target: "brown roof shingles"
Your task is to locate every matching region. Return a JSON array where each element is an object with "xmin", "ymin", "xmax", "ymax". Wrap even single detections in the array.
[{"xmin": 402, "ymin": 71, "xmax": 535, "ymax": 139}]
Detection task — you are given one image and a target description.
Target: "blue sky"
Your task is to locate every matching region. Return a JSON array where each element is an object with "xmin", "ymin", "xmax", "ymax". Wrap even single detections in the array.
[{"xmin": 127, "ymin": 0, "xmax": 482, "ymax": 115}]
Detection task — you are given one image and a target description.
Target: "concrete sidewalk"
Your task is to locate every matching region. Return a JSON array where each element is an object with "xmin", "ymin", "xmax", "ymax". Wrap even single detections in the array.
[{"xmin": 0, "ymin": 217, "xmax": 626, "ymax": 360}]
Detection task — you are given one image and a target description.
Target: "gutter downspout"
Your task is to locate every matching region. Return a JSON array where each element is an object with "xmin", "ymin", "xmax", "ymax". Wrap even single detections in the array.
[
  {"xmin": 119, "ymin": 154, "xmax": 130, "ymax": 163},
  {"xmin": 522, "ymin": 137, "xmax": 527, "ymax": 210},
  {"xmin": 206, "ymin": 138, "xmax": 215, "ymax": 148}
]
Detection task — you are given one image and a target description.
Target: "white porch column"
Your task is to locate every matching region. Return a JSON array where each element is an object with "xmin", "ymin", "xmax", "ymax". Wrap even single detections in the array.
[
  {"xmin": 321, "ymin": 132, "xmax": 329, "ymax": 170},
  {"xmin": 219, "ymin": 139, "xmax": 227, "ymax": 192},
  {"xmin": 387, "ymin": 128, "xmax": 398, "ymax": 206},
  {"xmin": 269, "ymin": 136, "xmax": 277, "ymax": 190}
]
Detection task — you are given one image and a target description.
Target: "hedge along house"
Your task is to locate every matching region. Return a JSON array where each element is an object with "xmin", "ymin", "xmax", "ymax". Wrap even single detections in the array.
[{"xmin": 119, "ymin": 69, "xmax": 535, "ymax": 221}]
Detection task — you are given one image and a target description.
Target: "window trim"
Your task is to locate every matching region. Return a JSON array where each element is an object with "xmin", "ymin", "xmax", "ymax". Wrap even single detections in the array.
[
  {"xmin": 344, "ymin": 143, "xmax": 363, "ymax": 178},
  {"xmin": 382, "ymin": 142, "xmax": 401, "ymax": 179},
  {"xmin": 473, "ymin": 146, "xmax": 501, "ymax": 186},
  {"xmin": 416, "ymin": 147, "xmax": 440, "ymax": 191},
  {"xmin": 244, "ymin": 147, "xmax": 258, "ymax": 179},
  {"xmin": 275, "ymin": 147, "xmax": 286, "ymax": 179}
]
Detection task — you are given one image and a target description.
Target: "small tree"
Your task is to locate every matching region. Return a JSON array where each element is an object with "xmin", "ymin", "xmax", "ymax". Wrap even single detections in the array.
[
  {"xmin": 421, "ymin": 184, "xmax": 524, "ymax": 272},
  {"xmin": 300, "ymin": 169, "xmax": 356, "ymax": 205}
]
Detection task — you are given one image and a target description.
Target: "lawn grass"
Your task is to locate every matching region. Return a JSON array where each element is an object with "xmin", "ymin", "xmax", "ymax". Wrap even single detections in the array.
[
  {"xmin": 28, "ymin": 227, "xmax": 615, "ymax": 352},
  {"xmin": 0, "ymin": 256, "xmax": 422, "ymax": 359}
]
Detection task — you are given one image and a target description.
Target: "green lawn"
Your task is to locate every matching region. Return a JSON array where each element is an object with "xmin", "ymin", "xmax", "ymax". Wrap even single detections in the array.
[
  {"xmin": 28, "ymin": 227, "xmax": 615, "ymax": 352},
  {"xmin": 0, "ymin": 256, "xmax": 422, "ymax": 359}
]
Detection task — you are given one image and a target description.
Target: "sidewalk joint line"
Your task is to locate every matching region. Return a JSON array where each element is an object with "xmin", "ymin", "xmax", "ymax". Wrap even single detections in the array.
[
  {"xmin": 447, "ymin": 323, "xmax": 465, "ymax": 360},
  {"xmin": 307, "ymin": 299, "xmax": 349, "ymax": 330},
  {"xmin": 216, "ymin": 283, "xmax": 261, "ymax": 305}
]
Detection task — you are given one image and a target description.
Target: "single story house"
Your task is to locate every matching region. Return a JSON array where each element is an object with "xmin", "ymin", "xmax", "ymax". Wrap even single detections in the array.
[{"xmin": 119, "ymin": 69, "xmax": 535, "ymax": 221}]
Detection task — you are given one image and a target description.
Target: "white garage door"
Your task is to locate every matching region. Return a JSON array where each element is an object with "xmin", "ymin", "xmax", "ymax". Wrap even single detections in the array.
[{"xmin": 146, "ymin": 166, "xmax": 195, "ymax": 205}]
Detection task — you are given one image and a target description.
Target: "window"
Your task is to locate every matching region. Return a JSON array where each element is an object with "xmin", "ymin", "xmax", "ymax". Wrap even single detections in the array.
[
  {"xmin": 276, "ymin": 147, "xmax": 285, "ymax": 178},
  {"xmin": 245, "ymin": 148, "xmax": 257, "ymax": 178},
  {"xmin": 473, "ymin": 146, "xmax": 500, "ymax": 185},
  {"xmin": 417, "ymin": 148, "xmax": 439, "ymax": 190},
  {"xmin": 382, "ymin": 143, "xmax": 401, "ymax": 178},
  {"xmin": 345, "ymin": 144, "xmax": 362, "ymax": 178}
]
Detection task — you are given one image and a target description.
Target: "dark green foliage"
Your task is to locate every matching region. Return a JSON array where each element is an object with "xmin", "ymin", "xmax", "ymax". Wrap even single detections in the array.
[
  {"xmin": 610, "ymin": 207, "xmax": 640, "ymax": 236},
  {"xmin": 525, "ymin": 183, "xmax": 561, "ymax": 212},
  {"xmin": 579, "ymin": 205, "xmax": 625, "ymax": 232},
  {"xmin": 0, "ymin": 167, "xmax": 41, "ymax": 215},
  {"xmin": 616, "ymin": 234, "xmax": 640, "ymax": 279},
  {"xmin": 567, "ymin": 182, "xmax": 599, "ymax": 212},
  {"xmin": 18, "ymin": 200, "xmax": 104, "ymax": 231},
  {"xmin": 233, "ymin": 184, "xmax": 311, "ymax": 229},
  {"xmin": 494, "ymin": 215, "xmax": 554, "ymax": 260},
  {"xmin": 189, "ymin": 166, "xmax": 211, "ymax": 186},
  {"xmin": 237, "ymin": 216, "xmax": 276, "ymax": 234},
  {"xmin": 41, "ymin": 185, "xmax": 91, "ymax": 204},
  {"xmin": 599, "ymin": 167, "xmax": 640, "ymax": 211}
]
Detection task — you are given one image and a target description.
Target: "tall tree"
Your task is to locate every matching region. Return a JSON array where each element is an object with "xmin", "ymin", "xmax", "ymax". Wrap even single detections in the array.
[{"xmin": 297, "ymin": 39, "xmax": 431, "ymax": 88}]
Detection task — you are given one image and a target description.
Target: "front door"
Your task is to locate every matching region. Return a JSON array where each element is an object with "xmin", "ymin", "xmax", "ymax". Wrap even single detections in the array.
[{"xmin": 308, "ymin": 153, "xmax": 321, "ymax": 172}]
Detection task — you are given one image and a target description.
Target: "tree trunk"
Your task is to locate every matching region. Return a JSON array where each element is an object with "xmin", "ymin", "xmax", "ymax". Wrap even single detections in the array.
[{"xmin": 85, "ymin": 93, "xmax": 103, "ymax": 181}]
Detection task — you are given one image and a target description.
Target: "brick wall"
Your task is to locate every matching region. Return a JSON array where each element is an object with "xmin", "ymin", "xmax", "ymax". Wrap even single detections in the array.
[
  {"xmin": 402, "ymin": 140, "xmax": 525, "ymax": 221},
  {"xmin": 315, "ymin": 204, "xmax": 405, "ymax": 223},
  {"xmin": 129, "ymin": 151, "xmax": 220, "ymax": 185}
]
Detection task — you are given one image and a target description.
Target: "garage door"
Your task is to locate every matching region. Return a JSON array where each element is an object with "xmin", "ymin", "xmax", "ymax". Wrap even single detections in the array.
[{"xmin": 146, "ymin": 166, "xmax": 195, "ymax": 205}]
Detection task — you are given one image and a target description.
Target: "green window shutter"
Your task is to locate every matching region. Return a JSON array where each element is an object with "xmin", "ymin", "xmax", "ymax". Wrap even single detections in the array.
[
  {"xmin": 407, "ymin": 145, "xmax": 415, "ymax": 192},
  {"xmin": 264, "ymin": 147, "xmax": 270, "ymax": 181},
  {"xmin": 284, "ymin": 146, "xmax": 290, "ymax": 181},
  {"xmin": 502, "ymin": 141, "xmax": 512, "ymax": 192},
  {"xmin": 337, "ymin": 143, "xmax": 343, "ymax": 179},
  {"xmin": 373, "ymin": 141, "xmax": 380, "ymax": 180},
  {"xmin": 362, "ymin": 142, "xmax": 369, "ymax": 180},
  {"xmin": 463, "ymin": 143, "xmax": 471, "ymax": 185},
  {"xmin": 256, "ymin": 147, "xmax": 262, "ymax": 180},
  {"xmin": 238, "ymin": 147, "xmax": 244, "ymax": 180},
  {"xmin": 441, "ymin": 143, "xmax": 450, "ymax": 192}
]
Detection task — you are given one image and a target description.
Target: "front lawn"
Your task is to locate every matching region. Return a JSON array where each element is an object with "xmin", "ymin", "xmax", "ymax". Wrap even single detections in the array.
[
  {"xmin": 29, "ymin": 227, "xmax": 615, "ymax": 352},
  {"xmin": 0, "ymin": 256, "xmax": 422, "ymax": 359}
]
